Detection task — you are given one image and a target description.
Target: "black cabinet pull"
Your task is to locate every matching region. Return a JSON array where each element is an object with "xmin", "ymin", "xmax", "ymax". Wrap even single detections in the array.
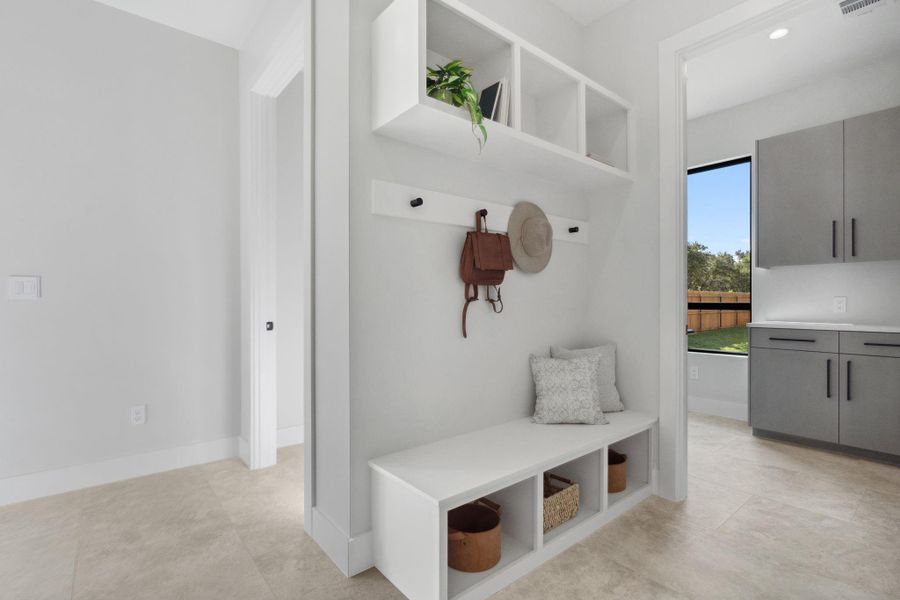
[
  {"xmin": 769, "ymin": 337, "xmax": 816, "ymax": 343},
  {"xmin": 826, "ymin": 359, "xmax": 832, "ymax": 399},
  {"xmin": 846, "ymin": 360, "xmax": 852, "ymax": 401},
  {"xmin": 831, "ymin": 221, "xmax": 837, "ymax": 259},
  {"xmin": 851, "ymin": 218, "xmax": 857, "ymax": 257},
  {"xmin": 864, "ymin": 342, "xmax": 900, "ymax": 348}
]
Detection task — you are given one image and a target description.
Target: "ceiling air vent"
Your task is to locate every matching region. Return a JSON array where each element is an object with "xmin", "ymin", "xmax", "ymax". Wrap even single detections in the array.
[{"xmin": 839, "ymin": 0, "xmax": 885, "ymax": 16}]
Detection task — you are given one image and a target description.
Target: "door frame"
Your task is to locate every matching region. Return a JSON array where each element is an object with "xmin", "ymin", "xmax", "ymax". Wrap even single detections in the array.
[
  {"xmin": 243, "ymin": 0, "xmax": 315, "ymax": 529},
  {"xmin": 656, "ymin": 0, "xmax": 812, "ymax": 500}
]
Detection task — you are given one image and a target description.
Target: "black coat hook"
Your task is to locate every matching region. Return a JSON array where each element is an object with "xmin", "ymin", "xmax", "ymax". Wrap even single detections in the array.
[
  {"xmin": 479, "ymin": 209, "xmax": 488, "ymax": 217},
  {"xmin": 569, "ymin": 226, "xmax": 580, "ymax": 233},
  {"xmin": 410, "ymin": 197, "xmax": 424, "ymax": 207}
]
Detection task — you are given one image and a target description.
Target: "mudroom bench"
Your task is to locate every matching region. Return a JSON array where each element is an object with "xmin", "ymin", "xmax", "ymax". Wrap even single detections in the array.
[{"xmin": 369, "ymin": 411, "xmax": 658, "ymax": 600}]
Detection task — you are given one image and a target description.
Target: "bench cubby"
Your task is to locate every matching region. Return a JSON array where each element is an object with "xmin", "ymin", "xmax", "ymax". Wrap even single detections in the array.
[{"xmin": 370, "ymin": 411, "xmax": 657, "ymax": 600}]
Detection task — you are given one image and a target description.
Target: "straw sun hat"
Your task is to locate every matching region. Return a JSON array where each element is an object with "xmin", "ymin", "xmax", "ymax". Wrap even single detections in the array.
[{"xmin": 507, "ymin": 201, "xmax": 553, "ymax": 273}]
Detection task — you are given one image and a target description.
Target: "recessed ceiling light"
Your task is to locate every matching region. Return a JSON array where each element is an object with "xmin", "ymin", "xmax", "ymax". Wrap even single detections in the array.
[{"xmin": 769, "ymin": 28, "xmax": 790, "ymax": 40}]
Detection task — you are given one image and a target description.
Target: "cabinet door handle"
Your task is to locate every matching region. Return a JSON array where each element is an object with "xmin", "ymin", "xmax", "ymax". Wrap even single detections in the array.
[
  {"xmin": 851, "ymin": 218, "xmax": 857, "ymax": 257},
  {"xmin": 769, "ymin": 337, "xmax": 816, "ymax": 343},
  {"xmin": 864, "ymin": 342, "xmax": 900, "ymax": 348},
  {"xmin": 826, "ymin": 359, "xmax": 832, "ymax": 399},
  {"xmin": 832, "ymin": 221, "xmax": 837, "ymax": 259},
  {"xmin": 846, "ymin": 360, "xmax": 852, "ymax": 401}
]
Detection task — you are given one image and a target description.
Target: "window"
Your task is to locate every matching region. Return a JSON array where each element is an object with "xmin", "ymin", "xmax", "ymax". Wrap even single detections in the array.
[{"xmin": 687, "ymin": 157, "xmax": 751, "ymax": 355}]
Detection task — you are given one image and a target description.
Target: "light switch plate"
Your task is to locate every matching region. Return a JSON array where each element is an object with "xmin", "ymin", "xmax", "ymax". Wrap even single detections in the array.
[{"xmin": 8, "ymin": 276, "xmax": 41, "ymax": 300}]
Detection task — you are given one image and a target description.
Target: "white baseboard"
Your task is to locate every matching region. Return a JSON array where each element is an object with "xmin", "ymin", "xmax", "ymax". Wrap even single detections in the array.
[
  {"xmin": 312, "ymin": 507, "xmax": 351, "ymax": 575},
  {"xmin": 277, "ymin": 425, "xmax": 304, "ymax": 448},
  {"xmin": 0, "ymin": 436, "xmax": 239, "ymax": 508},
  {"xmin": 310, "ymin": 507, "xmax": 374, "ymax": 577},
  {"xmin": 688, "ymin": 395, "xmax": 748, "ymax": 421},
  {"xmin": 349, "ymin": 530, "xmax": 374, "ymax": 576}
]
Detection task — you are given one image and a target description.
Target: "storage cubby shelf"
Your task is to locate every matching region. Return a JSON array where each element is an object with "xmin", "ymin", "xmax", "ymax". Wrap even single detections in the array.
[
  {"xmin": 370, "ymin": 411, "xmax": 657, "ymax": 600},
  {"xmin": 372, "ymin": 0, "xmax": 634, "ymax": 190}
]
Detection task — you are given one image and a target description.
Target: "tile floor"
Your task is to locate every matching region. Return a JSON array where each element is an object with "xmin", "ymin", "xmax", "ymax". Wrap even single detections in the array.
[{"xmin": 2, "ymin": 414, "xmax": 898, "ymax": 599}]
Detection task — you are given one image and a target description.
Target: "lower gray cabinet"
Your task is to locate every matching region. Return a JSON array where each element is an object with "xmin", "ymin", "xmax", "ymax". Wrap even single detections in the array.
[
  {"xmin": 750, "ymin": 328, "xmax": 900, "ymax": 458},
  {"xmin": 750, "ymin": 347, "xmax": 839, "ymax": 443},
  {"xmin": 840, "ymin": 355, "xmax": 900, "ymax": 456}
]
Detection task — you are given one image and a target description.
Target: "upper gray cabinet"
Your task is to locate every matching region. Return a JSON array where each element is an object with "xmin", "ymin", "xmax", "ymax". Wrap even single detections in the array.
[
  {"xmin": 844, "ymin": 106, "xmax": 900, "ymax": 263},
  {"xmin": 757, "ymin": 122, "xmax": 844, "ymax": 268},
  {"xmin": 757, "ymin": 105, "xmax": 900, "ymax": 268}
]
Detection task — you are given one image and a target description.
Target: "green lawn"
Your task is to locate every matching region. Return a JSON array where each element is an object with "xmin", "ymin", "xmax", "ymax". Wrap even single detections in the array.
[{"xmin": 689, "ymin": 326, "xmax": 748, "ymax": 354}]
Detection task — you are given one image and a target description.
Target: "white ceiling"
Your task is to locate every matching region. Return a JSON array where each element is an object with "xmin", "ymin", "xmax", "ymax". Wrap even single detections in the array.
[
  {"xmin": 545, "ymin": 0, "xmax": 634, "ymax": 25},
  {"xmin": 92, "ymin": 0, "xmax": 271, "ymax": 49},
  {"xmin": 687, "ymin": 0, "xmax": 900, "ymax": 119}
]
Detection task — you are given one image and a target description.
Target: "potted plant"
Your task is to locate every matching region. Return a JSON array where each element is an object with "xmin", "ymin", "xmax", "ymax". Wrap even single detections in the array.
[{"xmin": 426, "ymin": 60, "xmax": 487, "ymax": 151}]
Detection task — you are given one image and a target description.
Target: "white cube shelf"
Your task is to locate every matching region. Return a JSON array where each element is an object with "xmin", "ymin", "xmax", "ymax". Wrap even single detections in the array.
[
  {"xmin": 542, "ymin": 450, "xmax": 602, "ymax": 546},
  {"xmin": 607, "ymin": 429, "xmax": 652, "ymax": 509},
  {"xmin": 370, "ymin": 411, "xmax": 657, "ymax": 600},
  {"xmin": 372, "ymin": 0, "xmax": 634, "ymax": 190}
]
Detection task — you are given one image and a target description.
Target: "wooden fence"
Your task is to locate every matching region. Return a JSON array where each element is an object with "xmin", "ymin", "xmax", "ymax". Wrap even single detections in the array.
[{"xmin": 688, "ymin": 291, "xmax": 750, "ymax": 333}]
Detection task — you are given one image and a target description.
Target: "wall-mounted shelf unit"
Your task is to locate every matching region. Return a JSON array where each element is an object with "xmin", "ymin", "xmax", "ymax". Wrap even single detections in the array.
[
  {"xmin": 372, "ymin": 0, "xmax": 634, "ymax": 190},
  {"xmin": 370, "ymin": 411, "xmax": 657, "ymax": 600}
]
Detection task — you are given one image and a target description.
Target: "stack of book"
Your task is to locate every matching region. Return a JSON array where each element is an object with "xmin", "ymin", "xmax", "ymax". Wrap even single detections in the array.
[{"xmin": 479, "ymin": 78, "xmax": 511, "ymax": 126}]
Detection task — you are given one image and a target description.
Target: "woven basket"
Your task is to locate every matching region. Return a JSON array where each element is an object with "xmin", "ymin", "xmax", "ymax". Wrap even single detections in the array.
[{"xmin": 543, "ymin": 473, "xmax": 579, "ymax": 533}]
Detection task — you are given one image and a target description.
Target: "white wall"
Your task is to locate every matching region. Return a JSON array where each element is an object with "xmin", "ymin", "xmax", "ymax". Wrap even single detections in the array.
[
  {"xmin": 459, "ymin": 0, "xmax": 584, "ymax": 70},
  {"xmin": 580, "ymin": 0, "xmax": 746, "ymax": 429},
  {"xmin": 687, "ymin": 353, "xmax": 748, "ymax": 420},
  {"xmin": 0, "ymin": 0, "xmax": 239, "ymax": 480},
  {"xmin": 684, "ymin": 56, "xmax": 900, "ymax": 420},
  {"xmin": 276, "ymin": 73, "xmax": 305, "ymax": 436},
  {"xmin": 348, "ymin": 0, "xmax": 591, "ymax": 539}
]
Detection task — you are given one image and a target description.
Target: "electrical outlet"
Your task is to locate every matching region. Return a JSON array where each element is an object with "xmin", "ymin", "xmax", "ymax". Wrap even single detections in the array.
[
  {"xmin": 130, "ymin": 405, "xmax": 146, "ymax": 426},
  {"xmin": 689, "ymin": 366, "xmax": 700, "ymax": 380},
  {"xmin": 833, "ymin": 296, "xmax": 848, "ymax": 314}
]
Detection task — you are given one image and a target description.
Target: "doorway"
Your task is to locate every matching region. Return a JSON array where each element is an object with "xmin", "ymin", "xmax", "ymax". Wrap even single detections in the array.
[
  {"xmin": 241, "ymin": 0, "xmax": 314, "ymax": 533},
  {"xmin": 275, "ymin": 72, "xmax": 306, "ymax": 451}
]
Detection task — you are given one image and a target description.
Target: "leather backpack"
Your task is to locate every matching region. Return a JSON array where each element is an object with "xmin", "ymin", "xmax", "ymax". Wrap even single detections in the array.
[{"xmin": 459, "ymin": 210, "xmax": 514, "ymax": 338}]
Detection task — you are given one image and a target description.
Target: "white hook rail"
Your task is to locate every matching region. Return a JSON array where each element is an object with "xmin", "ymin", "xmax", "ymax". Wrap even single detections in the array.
[{"xmin": 370, "ymin": 179, "xmax": 590, "ymax": 245}]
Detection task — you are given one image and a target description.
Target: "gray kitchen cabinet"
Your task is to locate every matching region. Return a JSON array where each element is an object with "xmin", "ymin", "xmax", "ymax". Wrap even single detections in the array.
[
  {"xmin": 838, "ymin": 330, "xmax": 900, "ymax": 456},
  {"xmin": 750, "ymin": 327, "xmax": 900, "ymax": 459},
  {"xmin": 750, "ymin": 347, "xmax": 839, "ymax": 443},
  {"xmin": 844, "ymin": 105, "xmax": 900, "ymax": 263},
  {"xmin": 757, "ymin": 122, "xmax": 844, "ymax": 268}
]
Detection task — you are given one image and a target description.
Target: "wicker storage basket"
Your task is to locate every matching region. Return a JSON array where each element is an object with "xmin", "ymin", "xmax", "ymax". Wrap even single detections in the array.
[{"xmin": 543, "ymin": 473, "xmax": 579, "ymax": 533}]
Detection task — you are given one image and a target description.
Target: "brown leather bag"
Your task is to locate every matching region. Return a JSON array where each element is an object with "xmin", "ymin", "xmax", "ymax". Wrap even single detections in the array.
[{"xmin": 459, "ymin": 210, "xmax": 514, "ymax": 338}]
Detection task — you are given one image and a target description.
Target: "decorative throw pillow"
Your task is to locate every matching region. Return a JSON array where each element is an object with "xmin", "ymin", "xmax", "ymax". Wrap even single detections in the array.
[
  {"xmin": 530, "ymin": 355, "xmax": 608, "ymax": 425},
  {"xmin": 550, "ymin": 344, "xmax": 625, "ymax": 413}
]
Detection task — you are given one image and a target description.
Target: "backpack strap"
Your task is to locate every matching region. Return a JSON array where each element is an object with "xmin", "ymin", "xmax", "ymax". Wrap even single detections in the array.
[
  {"xmin": 462, "ymin": 282, "xmax": 479, "ymax": 338},
  {"xmin": 485, "ymin": 285, "xmax": 503, "ymax": 314}
]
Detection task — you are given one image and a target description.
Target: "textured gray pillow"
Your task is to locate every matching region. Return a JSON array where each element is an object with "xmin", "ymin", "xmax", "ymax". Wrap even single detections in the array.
[
  {"xmin": 530, "ymin": 355, "xmax": 608, "ymax": 425},
  {"xmin": 550, "ymin": 344, "xmax": 625, "ymax": 413}
]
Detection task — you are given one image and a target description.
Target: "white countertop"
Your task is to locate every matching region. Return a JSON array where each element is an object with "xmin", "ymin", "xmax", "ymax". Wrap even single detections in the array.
[{"xmin": 748, "ymin": 321, "xmax": 900, "ymax": 334}]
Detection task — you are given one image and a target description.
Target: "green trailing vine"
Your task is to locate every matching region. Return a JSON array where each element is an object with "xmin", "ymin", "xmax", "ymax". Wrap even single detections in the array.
[{"xmin": 426, "ymin": 60, "xmax": 487, "ymax": 151}]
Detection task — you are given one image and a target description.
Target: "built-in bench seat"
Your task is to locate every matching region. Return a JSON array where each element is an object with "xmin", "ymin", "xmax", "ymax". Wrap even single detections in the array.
[{"xmin": 369, "ymin": 410, "xmax": 658, "ymax": 600}]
